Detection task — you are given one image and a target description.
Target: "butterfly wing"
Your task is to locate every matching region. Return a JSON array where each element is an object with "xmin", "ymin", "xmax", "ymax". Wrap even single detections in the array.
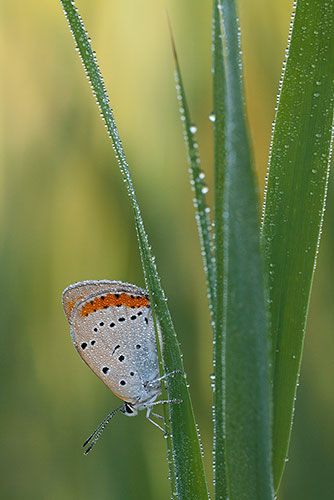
[
  {"xmin": 65, "ymin": 282, "xmax": 159, "ymax": 405},
  {"xmin": 62, "ymin": 280, "xmax": 122, "ymax": 321},
  {"xmin": 62, "ymin": 280, "xmax": 149, "ymax": 321}
]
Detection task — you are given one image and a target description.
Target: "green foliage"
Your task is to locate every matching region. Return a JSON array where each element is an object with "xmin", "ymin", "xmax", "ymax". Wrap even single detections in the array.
[
  {"xmin": 57, "ymin": 0, "xmax": 333, "ymax": 499},
  {"xmin": 262, "ymin": 0, "xmax": 334, "ymax": 491},
  {"xmin": 59, "ymin": 1, "xmax": 209, "ymax": 499},
  {"xmin": 212, "ymin": 4, "xmax": 227, "ymax": 496},
  {"xmin": 213, "ymin": 2, "xmax": 272, "ymax": 499}
]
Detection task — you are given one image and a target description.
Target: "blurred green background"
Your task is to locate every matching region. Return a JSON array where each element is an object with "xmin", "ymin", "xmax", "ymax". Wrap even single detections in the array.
[{"xmin": 1, "ymin": 1, "xmax": 333, "ymax": 499}]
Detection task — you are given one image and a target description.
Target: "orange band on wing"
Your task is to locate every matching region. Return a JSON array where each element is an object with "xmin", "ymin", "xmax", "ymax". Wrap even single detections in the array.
[
  {"xmin": 68, "ymin": 296, "xmax": 84, "ymax": 315},
  {"xmin": 80, "ymin": 292, "xmax": 149, "ymax": 317}
]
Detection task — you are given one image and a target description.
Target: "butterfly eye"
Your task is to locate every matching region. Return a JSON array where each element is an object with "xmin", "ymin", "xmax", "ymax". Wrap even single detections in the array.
[{"xmin": 124, "ymin": 403, "xmax": 134, "ymax": 414}]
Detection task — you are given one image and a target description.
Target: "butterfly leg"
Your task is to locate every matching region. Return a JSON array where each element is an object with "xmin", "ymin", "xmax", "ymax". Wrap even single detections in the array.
[
  {"xmin": 145, "ymin": 407, "xmax": 165, "ymax": 432},
  {"xmin": 150, "ymin": 411, "xmax": 164, "ymax": 419},
  {"xmin": 146, "ymin": 370, "xmax": 183, "ymax": 387},
  {"xmin": 145, "ymin": 400, "xmax": 182, "ymax": 434},
  {"xmin": 146, "ymin": 399, "xmax": 181, "ymax": 407}
]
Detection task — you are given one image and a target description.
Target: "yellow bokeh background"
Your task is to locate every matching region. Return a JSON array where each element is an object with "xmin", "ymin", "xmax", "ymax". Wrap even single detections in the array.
[{"xmin": 1, "ymin": 1, "xmax": 333, "ymax": 499}]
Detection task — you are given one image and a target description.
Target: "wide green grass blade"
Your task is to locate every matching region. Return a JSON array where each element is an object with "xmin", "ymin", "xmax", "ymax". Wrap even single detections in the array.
[
  {"xmin": 168, "ymin": 23, "xmax": 215, "ymax": 317},
  {"xmin": 59, "ymin": 2, "xmax": 209, "ymax": 499},
  {"xmin": 262, "ymin": 0, "xmax": 334, "ymax": 492},
  {"xmin": 212, "ymin": 1, "xmax": 227, "ymax": 499},
  {"xmin": 218, "ymin": 2, "xmax": 273, "ymax": 499}
]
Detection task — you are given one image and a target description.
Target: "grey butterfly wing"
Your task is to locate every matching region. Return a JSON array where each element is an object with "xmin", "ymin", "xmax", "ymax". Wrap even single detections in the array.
[
  {"xmin": 62, "ymin": 280, "xmax": 146, "ymax": 321},
  {"xmin": 68, "ymin": 285, "xmax": 159, "ymax": 405}
]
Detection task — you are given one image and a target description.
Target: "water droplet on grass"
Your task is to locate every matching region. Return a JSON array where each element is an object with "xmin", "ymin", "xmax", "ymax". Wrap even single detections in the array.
[
  {"xmin": 209, "ymin": 112, "xmax": 216, "ymax": 122},
  {"xmin": 189, "ymin": 123, "xmax": 197, "ymax": 134}
]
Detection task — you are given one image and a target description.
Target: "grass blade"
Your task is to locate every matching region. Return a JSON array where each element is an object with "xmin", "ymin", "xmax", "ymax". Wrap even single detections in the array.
[
  {"xmin": 212, "ymin": 1, "xmax": 227, "ymax": 499},
  {"xmin": 59, "ymin": 1, "xmax": 209, "ymax": 499},
  {"xmin": 168, "ymin": 22, "xmax": 215, "ymax": 318},
  {"xmin": 262, "ymin": 0, "xmax": 334, "ymax": 491},
  {"xmin": 217, "ymin": 2, "xmax": 273, "ymax": 498}
]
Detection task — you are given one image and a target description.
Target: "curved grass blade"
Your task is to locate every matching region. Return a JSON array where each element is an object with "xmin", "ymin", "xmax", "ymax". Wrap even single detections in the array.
[
  {"xmin": 262, "ymin": 0, "xmax": 334, "ymax": 492},
  {"xmin": 212, "ymin": 1, "xmax": 227, "ymax": 499},
  {"xmin": 167, "ymin": 21, "xmax": 215, "ymax": 317},
  {"xmin": 59, "ymin": 2, "xmax": 209, "ymax": 499},
  {"xmin": 218, "ymin": 1, "xmax": 273, "ymax": 498}
]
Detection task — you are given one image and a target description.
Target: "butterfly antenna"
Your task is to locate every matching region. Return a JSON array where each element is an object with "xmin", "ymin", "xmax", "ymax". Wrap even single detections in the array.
[{"xmin": 83, "ymin": 404, "xmax": 125, "ymax": 455}]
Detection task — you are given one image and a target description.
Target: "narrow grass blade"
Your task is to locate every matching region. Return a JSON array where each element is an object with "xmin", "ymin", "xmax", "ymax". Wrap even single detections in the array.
[
  {"xmin": 168, "ymin": 22, "xmax": 215, "ymax": 316},
  {"xmin": 218, "ymin": 2, "xmax": 273, "ymax": 499},
  {"xmin": 59, "ymin": 2, "xmax": 209, "ymax": 499},
  {"xmin": 262, "ymin": 0, "xmax": 334, "ymax": 492},
  {"xmin": 212, "ymin": 1, "xmax": 227, "ymax": 499}
]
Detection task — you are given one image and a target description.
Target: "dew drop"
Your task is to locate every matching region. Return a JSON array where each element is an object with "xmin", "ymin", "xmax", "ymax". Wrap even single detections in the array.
[{"xmin": 209, "ymin": 112, "xmax": 216, "ymax": 123}]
